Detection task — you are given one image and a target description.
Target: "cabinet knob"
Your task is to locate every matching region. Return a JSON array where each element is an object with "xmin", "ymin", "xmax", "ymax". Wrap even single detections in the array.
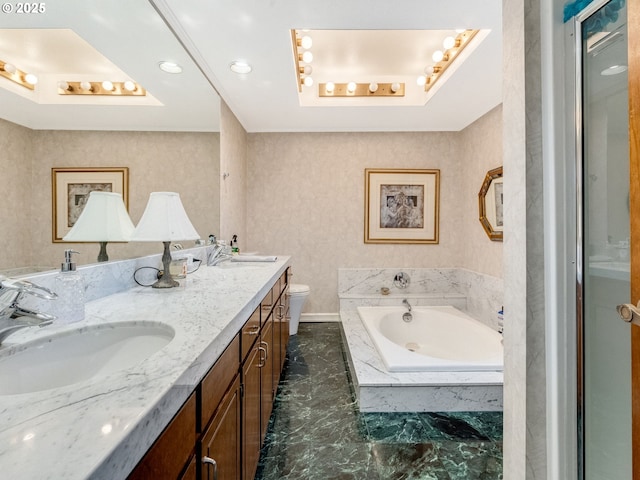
[{"xmin": 202, "ymin": 456, "xmax": 218, "ymax": 480}]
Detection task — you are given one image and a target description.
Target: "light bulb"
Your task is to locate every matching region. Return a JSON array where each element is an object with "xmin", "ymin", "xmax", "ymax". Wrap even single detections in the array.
[
  {"xmin": 325, "ymin": 82, "xmax": 335, "ymax": 93},
  {"xmin": 347, "ymin": 81, "xmax": 357, "ymax": 93},
  {"xmin": 443, "ymin": 36, "xmax": 456, "ymax": 50},
  {"xmin": 368, "ymin": 82, "xmax": 378, "ymax": 93},
  {"xmin": 424, "ymin": 65, "xmax": 435, "ymax": 76},
  {"xmin": 123, "ymin": 80, "xmax": 136, "ymax": 91},
  {"xmin": 3, "ymin": 63, "xmax": 16, "ymax": 74},
  {"xmin": 300, "ymin": 35, "xmax": 313, "ymax": 49},
  {"xmin": 101, "ymin": 80, "xmax": 114, "ymax": 91},
  {"xmin": 390, "ymin": 82, "xmax": 401, "ymax": 93},
  {"xmin": 432, "ymin": 50, "xmax": 444, "ymax": 62},
  {"xmin": 24, "ymin": 73, "xmax": 38, "ymax": 85},
  {"xmin": 302, "ymin": 65, "xmax": 313, "ymax": 75},
  {"xmin": 80, "ymin": 81, "xmax": 93, "ymax": 91},
  {"xmin": 416, "ymin": 76, "xmax": 427, "ymax": 86},
  {"xmin": 301, "ymin": 51, "xmax": 313, "ymax": 63},
  {"xmin": 57, "ymin": 81, "xmax": 70, "ymax": 91},
  {"xmin": 303, "ymin": 76, "xmax": 314, "ymax": 87}
]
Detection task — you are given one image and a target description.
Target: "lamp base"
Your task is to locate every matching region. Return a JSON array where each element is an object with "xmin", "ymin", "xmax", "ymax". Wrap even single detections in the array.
[
  {"xmin": 152, "ymin": 276, "xmax": 179, "ymax": 288},
  {"xmin": 153, "ymin": 241, "xmax": 179, "ymax": 289},
  {"xmin": 97, "ymin": 242, "xmax": 109, "ymax": 262}
]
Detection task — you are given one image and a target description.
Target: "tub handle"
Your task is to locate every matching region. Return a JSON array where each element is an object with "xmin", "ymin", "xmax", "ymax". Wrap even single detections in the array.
[{"xmin": 393, "ymin": 272, "xmax": 410, "ymax": 289}]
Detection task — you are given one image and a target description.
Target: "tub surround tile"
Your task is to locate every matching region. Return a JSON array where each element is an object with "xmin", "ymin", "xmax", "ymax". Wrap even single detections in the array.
[
  {"xmin": 338, "ymin": 267, "xmax": 503, "ymax": 330},
  {"xmin": 0, "ymin": 255, "xmax": 290, "ymax": 480}
]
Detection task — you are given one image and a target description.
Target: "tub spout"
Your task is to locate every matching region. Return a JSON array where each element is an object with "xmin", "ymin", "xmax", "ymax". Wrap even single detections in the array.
[
  {"xmin": 402, "ymin": 299, "xmax": 412, "ymax": 312},
  {"xmin": 402, "ymin": 299, "xmax": 413, "ymax": 322}
]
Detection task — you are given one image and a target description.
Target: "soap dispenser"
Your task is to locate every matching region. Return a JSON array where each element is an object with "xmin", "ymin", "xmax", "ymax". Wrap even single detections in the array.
[{"xmin": 54, "ymin": 249, "xmax": 85, "ymax": 324}]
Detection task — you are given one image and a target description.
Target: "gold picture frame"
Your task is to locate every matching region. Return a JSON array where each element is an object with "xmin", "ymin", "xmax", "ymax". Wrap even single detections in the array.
[
  {"xmin": 364, "ymin": 168, "xmax": 440, "ymax": 244},
  {"xmin": 52, "ymin": 167, "xmax": 129, "ymax": 242},
  {"xmin": 478, "ymin": 166, "xmax": 503, "ymax": 241}
]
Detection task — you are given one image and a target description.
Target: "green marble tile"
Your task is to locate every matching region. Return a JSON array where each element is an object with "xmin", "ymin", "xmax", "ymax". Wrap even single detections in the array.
[{"xmin": 256, "ymin": 323, "xmax": 503, "ymax": 480}]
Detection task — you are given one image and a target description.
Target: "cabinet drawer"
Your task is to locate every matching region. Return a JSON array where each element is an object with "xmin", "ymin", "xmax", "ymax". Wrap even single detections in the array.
[
  {"xmin": 201, "ymin": 335, "xmax": 240, "ymax": 430},
  {"xmin": 128, "ymin": 393, "xmax": 196, "ymax": 480},
  {"xmin": 241, "ymin": 307, "xmax": 261, "ymax": 361}
]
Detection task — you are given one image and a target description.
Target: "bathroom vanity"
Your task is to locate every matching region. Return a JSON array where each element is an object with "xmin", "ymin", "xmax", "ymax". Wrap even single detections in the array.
[{"xmin": 0, "ymin": 256, "xmax": 291, "ymax": 480}]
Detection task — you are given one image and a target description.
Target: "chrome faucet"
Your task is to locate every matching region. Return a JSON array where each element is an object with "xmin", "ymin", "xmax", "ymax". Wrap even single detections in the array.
[
  {"xmin": 402, "ymin": 299, "xmax": 413, "ymax": 322},
  {"xmin": 0, "ymin": 276, "xmax": 57, "ymax": 345},
  {"xmin": 207, "ymin": 244, "xmax": 233, "ymax": 266}
]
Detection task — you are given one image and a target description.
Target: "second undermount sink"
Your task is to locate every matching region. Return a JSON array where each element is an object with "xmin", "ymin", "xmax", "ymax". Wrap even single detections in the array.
[{"xmin": 0, "ymin": 321, "xmax": 175, "ymax": 395}]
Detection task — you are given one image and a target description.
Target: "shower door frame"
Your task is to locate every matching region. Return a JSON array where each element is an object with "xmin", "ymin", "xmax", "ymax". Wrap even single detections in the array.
[{"xmin": 574, "ymin": 0, "xmax": 640, "ymax": 478}]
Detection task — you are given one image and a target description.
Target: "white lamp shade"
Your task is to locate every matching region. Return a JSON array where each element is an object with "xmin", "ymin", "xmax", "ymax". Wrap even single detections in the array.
[
  {"xmin": 131, "ymin": 192, "xmax": 199, "ymax": 242},
  {"xmin": 63, "ymin": 191, "xmax": 135, "ymax": 242}
]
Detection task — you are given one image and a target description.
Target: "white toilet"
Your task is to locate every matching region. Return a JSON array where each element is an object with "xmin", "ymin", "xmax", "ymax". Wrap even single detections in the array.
[{"xmin": 287, "ymin": 284, "xmax": 310, "ymax": 335}]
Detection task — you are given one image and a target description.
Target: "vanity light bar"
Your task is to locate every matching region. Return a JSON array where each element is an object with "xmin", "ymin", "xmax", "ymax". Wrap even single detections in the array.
[
  {"xmin": 424, "ymin": 29, "xmax": 479, "ymax": 93},
  {"xmin": 57, "ymin": 81, "xmax": 146, "ymax": 96},
  {"xmin": 319, "ymin": 82, "xmax": 405, "ymax": 97},
  {"xmin": 0, "ymin": 60, "xmax": 35, "ymax": 90}
]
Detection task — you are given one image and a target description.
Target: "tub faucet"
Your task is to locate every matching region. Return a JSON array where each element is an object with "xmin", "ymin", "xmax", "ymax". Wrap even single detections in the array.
[
  {"xmin": 0, "ymin": 276, "xmax": 57, "ymax": 346},
  {"xmin": 402, "ymin": 299, "xmax": 413, "ymax": 323}
]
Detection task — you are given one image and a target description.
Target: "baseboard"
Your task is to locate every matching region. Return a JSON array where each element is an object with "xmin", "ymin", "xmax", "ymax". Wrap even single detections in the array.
[{"xmin": 300, "ymin": 313, "xmax": 341, "ymax": 323}]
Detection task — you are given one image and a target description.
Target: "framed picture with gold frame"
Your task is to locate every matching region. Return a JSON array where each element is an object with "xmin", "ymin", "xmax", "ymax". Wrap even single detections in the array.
[
  {"xmin": 364, "ymin": 168, "xmax": 440, "ymax": 244},
  {"xmin": 52, "ymin": 167, "xmax": 129, "ymax": 242}
]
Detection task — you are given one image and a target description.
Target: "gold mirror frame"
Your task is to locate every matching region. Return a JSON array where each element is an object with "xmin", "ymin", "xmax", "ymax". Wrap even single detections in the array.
[{"xmin": 478, "ymin": 166, "xmax": 503, "ymax": 241}]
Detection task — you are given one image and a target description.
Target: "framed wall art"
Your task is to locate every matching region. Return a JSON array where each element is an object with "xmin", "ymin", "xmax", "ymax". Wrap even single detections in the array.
[
  {"xmin": 364, "ymin": 168, "xmax": 440, "ymax": 244},
  {"xmin": 52, "ymin": 167, "xmax": 129, "ymax": 242}
]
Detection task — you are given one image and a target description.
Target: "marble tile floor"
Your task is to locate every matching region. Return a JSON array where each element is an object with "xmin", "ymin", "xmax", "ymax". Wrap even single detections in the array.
[{"xmin": 255, "ymin": 323, "xmax": 503, "ymax": 480}]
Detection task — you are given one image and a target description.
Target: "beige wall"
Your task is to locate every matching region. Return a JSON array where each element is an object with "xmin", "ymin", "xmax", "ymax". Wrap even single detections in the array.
[
  {"xmin": 219, "ymin": 100, "xmax": 248, "ymax": 248},
  {"xmin": 0, "ymin": 119, "xmax": 220, "ymax": 269},
  {"xmin": 246, "ymin": 107, "xmax": 503, "ymax": 313},
  {"xmin": 0, "ymin": 118, "xmax": 34, "ymax": 269},
  {"xmin": 460, "ymin": 105, "xmax": 504, "ymax": 277}
]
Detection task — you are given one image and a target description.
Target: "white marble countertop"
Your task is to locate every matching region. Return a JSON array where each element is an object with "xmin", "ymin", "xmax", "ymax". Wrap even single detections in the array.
[{"xmin": 0, "ymin": 257, "xmax": 290, "ymax": 480}]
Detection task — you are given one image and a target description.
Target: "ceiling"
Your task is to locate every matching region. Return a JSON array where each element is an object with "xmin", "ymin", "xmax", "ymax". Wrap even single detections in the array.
[
  {"xmin": 0, "ymin": 0, "xmax": 219, "ymax": 131},
  {"xmin": 0, "ymin": 0, "xmax": 502, "ymax": 133}
]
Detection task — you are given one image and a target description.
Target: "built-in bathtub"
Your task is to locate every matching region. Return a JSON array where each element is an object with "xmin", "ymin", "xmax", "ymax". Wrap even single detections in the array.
[{"xmin": 358, "ymin": 305, "xmax": 503, "ymax": 373}]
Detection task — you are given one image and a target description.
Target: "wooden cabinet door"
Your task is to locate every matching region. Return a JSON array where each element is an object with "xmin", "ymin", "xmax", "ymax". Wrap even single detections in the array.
[
  {"xmin": 128, "ymin": 394, "xmax": 197, "ymax": 480},
  {"xmin": 200, "ymin": 375, "xmax": 241, "ymax": 480},
  {"xmin": 260, "ymin": 316, "xmax": 274, "ymax": 441},
  {"xmin": 242, "ymin": 344, "xmax": 262, "ymax": 480}
]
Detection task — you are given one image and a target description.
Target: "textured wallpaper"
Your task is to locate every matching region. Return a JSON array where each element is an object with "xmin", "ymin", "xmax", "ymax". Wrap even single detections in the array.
[
  {"xmin": 246, "ymin": 108, "xmax": 503, "ymax": 313},
  {"xmin": 0, "ymin": 118, "xmax": 33, "ymax": 269},
  {"xmin": 1, "ymin": 123, "xmax": 220, "ymax": 269}
]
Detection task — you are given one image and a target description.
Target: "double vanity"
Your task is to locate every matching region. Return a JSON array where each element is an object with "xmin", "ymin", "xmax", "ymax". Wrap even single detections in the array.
[{"xmin": 0, "ymin": 255, "xmax": 291, "ymax": 479}]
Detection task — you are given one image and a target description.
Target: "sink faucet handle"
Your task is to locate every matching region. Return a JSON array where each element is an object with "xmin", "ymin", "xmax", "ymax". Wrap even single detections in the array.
[{"xmin": 0, "ymin": 277, "xmax": 57, "ymax": 300}]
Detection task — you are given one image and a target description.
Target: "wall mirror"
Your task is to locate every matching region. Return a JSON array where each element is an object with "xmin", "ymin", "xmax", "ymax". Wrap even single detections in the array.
[
  {"xmin": 0, "ymin": 0, "xmax": 221, "ymax": 276},
  {"xmin": 478, "ymin": 166, "xmax": 503, "ymax": 241}
]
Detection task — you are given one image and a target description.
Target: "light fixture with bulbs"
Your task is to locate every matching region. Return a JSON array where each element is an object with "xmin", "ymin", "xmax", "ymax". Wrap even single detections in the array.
[
  {"xmin": 422, "ymin": 29, "xmax": 479, "ymax": 93},
  {"xmin": 292, "ymin": 29, "xmax": 314, "ymax": 91},
  {"xmin": 319, "ymin": 82, "xmax": 405, "ymax": 97},
  {"xmin": 57, "ymin": 81, "xmax": 146, "ymax": 96},
  {"xmin": 0, "ymin": 59, "xmax": 37, "ymax": 91}
]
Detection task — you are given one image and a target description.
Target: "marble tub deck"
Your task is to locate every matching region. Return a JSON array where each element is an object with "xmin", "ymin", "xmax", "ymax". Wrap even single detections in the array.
[
  {"xmin": 339, "ymin": 306, "xmax": 503, "ymax": 412},
  {"xmin": 256, "ymin": 323, "xmax": 503, "ymax": 480}
]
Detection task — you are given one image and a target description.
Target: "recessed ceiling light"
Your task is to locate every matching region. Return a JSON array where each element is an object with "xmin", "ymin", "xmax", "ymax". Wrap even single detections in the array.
[
  {"xmin": 601, "ymin": 64, "xmax": 628, "ymax": 76},
  {"xmin": 230, "ymin": 61, "xmax": 252, "ymax": 74},
  {"xmin": 158, "ymin": 61, "xmax": 183, "ymax": 74}
]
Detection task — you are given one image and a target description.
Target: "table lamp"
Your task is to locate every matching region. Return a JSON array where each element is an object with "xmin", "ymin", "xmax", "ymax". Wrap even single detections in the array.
[
  {"xmin": 130, "ymin": 192, "xmax": 200, "ymax": 288},
  {"xmin": 63, "ymin": 191, "xmax": 135, "ymax": 262}
]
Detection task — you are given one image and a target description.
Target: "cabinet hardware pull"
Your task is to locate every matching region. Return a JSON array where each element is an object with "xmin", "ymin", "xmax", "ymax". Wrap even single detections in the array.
[
  {"xmin": 202, "ymin": 456, "xmax": 218, "ymax": 480},
  {"xmin": 258, "ymin": 346, "xmax": 267, "ymax": 367},
  {"xmin": 276, "ymin": 304, "xmax": 285, "ymax": 318},
  {"xmin": 247, "ymin": 325, "xmax": 260, "ymax": 335},
  {"xmin": 617, "ymin": 302, "xmax": 640, "ymax": 326},
  {"xmin": 260, "ymin": 340, "xmax": 269, "ymax": 358}
]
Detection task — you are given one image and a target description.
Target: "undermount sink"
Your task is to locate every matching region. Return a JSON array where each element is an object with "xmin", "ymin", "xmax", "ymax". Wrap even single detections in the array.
[{"xmin": 0, "ymin": 321, "xmax": 175, "ymax": 395}]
